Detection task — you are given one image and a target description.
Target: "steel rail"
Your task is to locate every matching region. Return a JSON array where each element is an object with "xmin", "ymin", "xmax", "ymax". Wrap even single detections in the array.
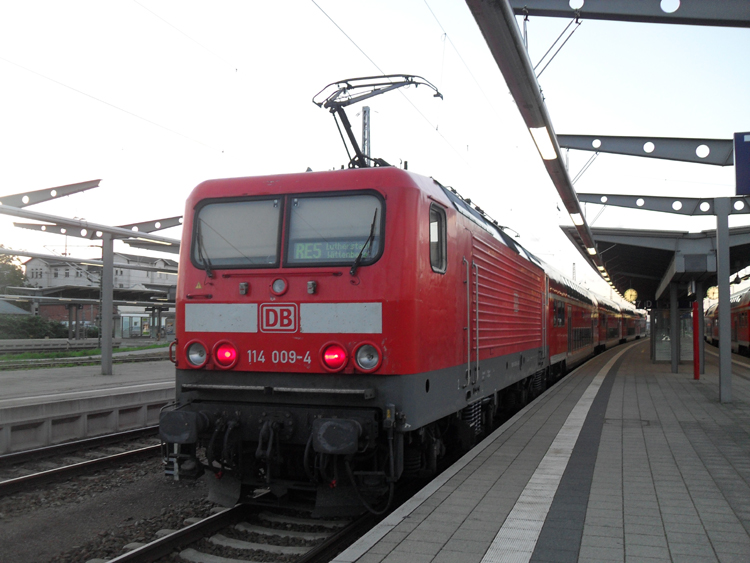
[
  {"xmin": 0, "ymin": 426, "xmax": 159, "ymax": 467},
  {"xmin": 106, "ymin": 505, "xmax": 251, "ymax": 563},
  {"xmin": 0, "ymin": 444, "xmax": 160, "ymax": 496},
  {"xmin": 298, "ymin": 512, "xmax": 379, "ymax": 563}
]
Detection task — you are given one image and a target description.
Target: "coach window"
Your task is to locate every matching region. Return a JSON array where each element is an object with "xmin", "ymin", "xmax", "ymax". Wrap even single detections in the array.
[{"xmin": 429, "ymin": 204, "xmax": 447, "ymax": 273}]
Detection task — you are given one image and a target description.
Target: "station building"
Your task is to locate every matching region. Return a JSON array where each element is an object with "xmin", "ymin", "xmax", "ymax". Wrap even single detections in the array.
[{"xmin": 21, "ymin": 252, "xmax": 176, "ymax": 339}]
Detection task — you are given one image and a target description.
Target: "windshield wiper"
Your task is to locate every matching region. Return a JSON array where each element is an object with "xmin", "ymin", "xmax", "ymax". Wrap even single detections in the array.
[
  {"xmin": 350, "ymin": 209, "xmax": 378, "ymax": 276},
  {"xmin": 196, "ymin": 220, "xmax": 214, "ymax": 278}
]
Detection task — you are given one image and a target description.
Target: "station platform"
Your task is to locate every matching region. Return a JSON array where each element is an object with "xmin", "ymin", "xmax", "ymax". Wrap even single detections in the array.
[
  {"xmin": 0, "ymin": 347, "xmax": 173, "ymax": 407},
  {"xmin": 334, "ymin": 340, "xmax": 750, "ymax": 563},
  {"xmin": 0, "ymin": 351, "xmax": 173, "ymax": 453}
]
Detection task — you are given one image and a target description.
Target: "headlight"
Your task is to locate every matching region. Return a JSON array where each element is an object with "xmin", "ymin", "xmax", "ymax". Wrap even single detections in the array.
[
  {"xmin": 186, "ymin": 342, "xmax": 207, "ymax": 367},
  {"xmin": 271, "ymin": 278, "xmax": 288, "ymax": 295},
  {"xmin": 354, "ymin": 343, "xmax": 381, "ymax": 372}
]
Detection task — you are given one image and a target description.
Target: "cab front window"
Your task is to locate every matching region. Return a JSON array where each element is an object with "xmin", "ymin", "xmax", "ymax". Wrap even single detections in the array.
[
  {"xmin": 285, "ymin": 193, "xmax": 384, "ymax": 267},
  {"xmin": 192, "ymin": 198, "xmax": 282, "ymax": 270}
]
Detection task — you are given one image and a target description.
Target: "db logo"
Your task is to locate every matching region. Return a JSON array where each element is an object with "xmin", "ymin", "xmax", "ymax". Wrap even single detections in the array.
[{"xmin": 260, "ymin": 303, "xmax": 298, "ymax": 332}]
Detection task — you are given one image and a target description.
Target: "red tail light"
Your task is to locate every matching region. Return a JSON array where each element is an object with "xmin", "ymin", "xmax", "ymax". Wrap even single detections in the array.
[
  {"xmin": 321, "ymin": 343, "xmax": 347, "ymax": 371},
  {"xmin": 214, "ymin": 342, "xmax": 238, "ymax": 368}
]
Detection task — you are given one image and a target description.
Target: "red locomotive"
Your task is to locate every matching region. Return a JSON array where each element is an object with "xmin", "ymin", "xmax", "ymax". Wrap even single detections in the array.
[
  {"xmin": 159, "ymin": 76, "xmax": 644, "ymax": 514},
  {"xmin": 159, "ymin": 166, "xmax": 646, "ymax": 513}
]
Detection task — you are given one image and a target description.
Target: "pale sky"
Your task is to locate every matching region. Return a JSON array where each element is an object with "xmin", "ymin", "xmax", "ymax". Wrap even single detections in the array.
[{"xmin": 1, "ymin": 1, "xmax": 748, "ymax": 299}]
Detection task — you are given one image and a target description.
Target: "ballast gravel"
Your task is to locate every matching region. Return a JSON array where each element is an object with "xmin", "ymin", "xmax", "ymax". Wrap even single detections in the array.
[{"xmin": 0, "ymin": 456, "xmax": 217, "ymax": 563}]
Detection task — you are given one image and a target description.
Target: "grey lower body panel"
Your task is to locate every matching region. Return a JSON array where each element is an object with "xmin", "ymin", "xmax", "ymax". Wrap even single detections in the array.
[{"xmin": 171, "ymin": 345, "xmax": 546, "ymax": 432}]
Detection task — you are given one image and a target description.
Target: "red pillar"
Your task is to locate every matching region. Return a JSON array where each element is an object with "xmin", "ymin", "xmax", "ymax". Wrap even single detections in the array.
[{"xmin": 693, "ymin": 301, "xmax": 700, "ymax": 380}]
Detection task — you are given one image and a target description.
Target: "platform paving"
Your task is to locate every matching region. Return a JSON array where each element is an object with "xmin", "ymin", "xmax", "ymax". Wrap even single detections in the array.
[
  {"xmin": 334, "ymin": 340, "xmax": 750, "ymax": 563},
  {"xmin": 0, "ymin": 349, "xmax": 173, "ymax": 406}
]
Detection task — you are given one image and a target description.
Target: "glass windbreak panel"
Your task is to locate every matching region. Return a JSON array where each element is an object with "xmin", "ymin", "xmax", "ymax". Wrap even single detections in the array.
[
  {"xmin": 287, "ymin": 194, "xmax": 383, "ymax": 266},
  {"xmin": 193, "ymin": 199, "xmax": 281, "ymax": 269}
]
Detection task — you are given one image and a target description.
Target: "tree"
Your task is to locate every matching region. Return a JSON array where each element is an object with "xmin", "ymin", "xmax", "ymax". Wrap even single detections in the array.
[
  {"xmin": 0, "ymin": 315, "xmax": 68, "ymax": 339},
  {"xmin": 0, "ymin": 246, "xmax": 30, "ymax": 312},
  {"xmin": 0, "ymin": 246, "xmax": 27, "ymax": 293}
]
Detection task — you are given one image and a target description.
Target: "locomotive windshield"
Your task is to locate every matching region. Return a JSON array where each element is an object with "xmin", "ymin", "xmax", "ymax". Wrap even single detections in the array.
[
  {"xmin": 285, "ymin": 193, "xmax": 383, "ymax": 266},
  {"xmin": 190, "ymin": 192, "xmax": 383, "ymax": 271},
  {"xmin": 192, "ymin": 198, "xmax": 282, "ymax": 268}
]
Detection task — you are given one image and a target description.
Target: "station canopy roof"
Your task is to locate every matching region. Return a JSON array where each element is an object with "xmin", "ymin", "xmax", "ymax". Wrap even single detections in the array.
[
  {"xmin": 561, "ymin": 225, "xmax": 750, "ymax": 307},
  {"xmin": 6, "ymin": 284, "xmax": 170, "ymax": 306}
]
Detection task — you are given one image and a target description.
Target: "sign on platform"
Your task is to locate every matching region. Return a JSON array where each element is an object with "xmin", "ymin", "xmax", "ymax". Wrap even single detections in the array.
[{"xmin": 736, "ymin": 132, "xmax": 750, "ymax": 195}]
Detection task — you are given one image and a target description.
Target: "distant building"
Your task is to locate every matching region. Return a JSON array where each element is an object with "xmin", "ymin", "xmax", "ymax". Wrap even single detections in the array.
[
  {"xmin": 0, "ymin": 300, "xmax": 32, "ymax": 316},
  {"xmin": 23, "ymin": 252, "xmax": 177, "ymax": 292},
  {"xmin": 21, "ymin": 253, "xmax": 176, "ymax": 339}
]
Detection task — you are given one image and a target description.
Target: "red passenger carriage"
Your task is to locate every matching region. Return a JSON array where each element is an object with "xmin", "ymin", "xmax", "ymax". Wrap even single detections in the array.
[{"xmin": 705, "ymin": 289, "xmax": 750, "ymax": 354}]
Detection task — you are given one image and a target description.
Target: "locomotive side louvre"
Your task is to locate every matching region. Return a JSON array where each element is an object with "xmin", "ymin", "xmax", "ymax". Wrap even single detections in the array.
[
  {"xmin": 405, "ymin": 176, "xmax": 549, "ymax": 418},
  {"xmin": 441, "ymin": 185, "xmax": 548, "ymax": 397},
  {"xmin": 471, "ymin": 233, "xmax": 544, "ymax": 355},
  {"xmin": 466, "ymin": 231, "xmax": 546, "ymax": 396}
]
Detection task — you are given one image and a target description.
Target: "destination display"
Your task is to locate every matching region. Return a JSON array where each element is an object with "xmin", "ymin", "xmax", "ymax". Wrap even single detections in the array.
[{"xmin": 290, "ymin": 238, "xmax": 375, "ymax": 262}]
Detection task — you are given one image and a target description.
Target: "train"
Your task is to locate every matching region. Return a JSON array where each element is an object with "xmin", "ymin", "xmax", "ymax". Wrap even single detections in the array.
[
  {"xmin": 158, "ymin": 165, "xmax": 646, "ymax": 515},
  {"xmin": 704, "ymin": 289, "xmax": 750, "ymax": 354}
]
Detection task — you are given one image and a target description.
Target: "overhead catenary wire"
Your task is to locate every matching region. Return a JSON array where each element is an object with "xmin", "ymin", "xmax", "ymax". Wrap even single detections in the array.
[
  {"xmin": 132, "ymin": 0, "xmax": 238, "ymax": 72},
  {"xmin": 0, "ymin": 55, "xmax": 220, "ymax": 152},
  {"xmin": 310, "ymin": 0, "xmax": 468, "ymax": 165},
  {"xmin": 423, "ymin": 0, "xmax": 500, "ymax": 114},
  {"xmin": 310, "ymin": 0, "xmax": 386, "ymax": 76}
]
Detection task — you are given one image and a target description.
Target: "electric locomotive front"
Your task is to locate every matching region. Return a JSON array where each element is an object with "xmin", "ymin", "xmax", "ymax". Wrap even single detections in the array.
[{"xmin": 159, "ymin": 167, "xmax": 460, "ymax": 512}]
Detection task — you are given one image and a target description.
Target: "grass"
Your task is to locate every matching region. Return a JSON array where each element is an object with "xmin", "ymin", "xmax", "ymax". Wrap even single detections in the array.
[{"xmin": 0, "ymin": 342, "xmax": 170, "ymax": 361}]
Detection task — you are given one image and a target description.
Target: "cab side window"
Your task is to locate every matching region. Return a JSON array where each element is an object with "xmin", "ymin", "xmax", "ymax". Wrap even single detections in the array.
[{"xmin": 430, "ymin": 204, "xmax": 447, "ymax": 273}]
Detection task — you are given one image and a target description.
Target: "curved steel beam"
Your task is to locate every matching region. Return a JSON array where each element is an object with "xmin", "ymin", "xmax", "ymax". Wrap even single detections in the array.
[
  {"xmin": 509, "ymin": 0, "xmax": 750, "ymax": 28},
  {"xmin": 559, "ymin": 135, "xmax": 734, "ymax": 166}
]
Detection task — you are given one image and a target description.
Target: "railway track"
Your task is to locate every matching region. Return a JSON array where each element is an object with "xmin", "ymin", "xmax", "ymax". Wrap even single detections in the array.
[
  {"xmin": 0, "ymin": 427, "xmax": 380, "ymax": 562},
  {"xmin": 103, "ymin": 463, "xmax": 438, "ymax": 563},
  {"xmin": 0, "ymin": 427, "xmax": 161, "ymax": 496},
  {"xmin": 107, "ymin": 502, "xmax": 374, "ymax": 563}
]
